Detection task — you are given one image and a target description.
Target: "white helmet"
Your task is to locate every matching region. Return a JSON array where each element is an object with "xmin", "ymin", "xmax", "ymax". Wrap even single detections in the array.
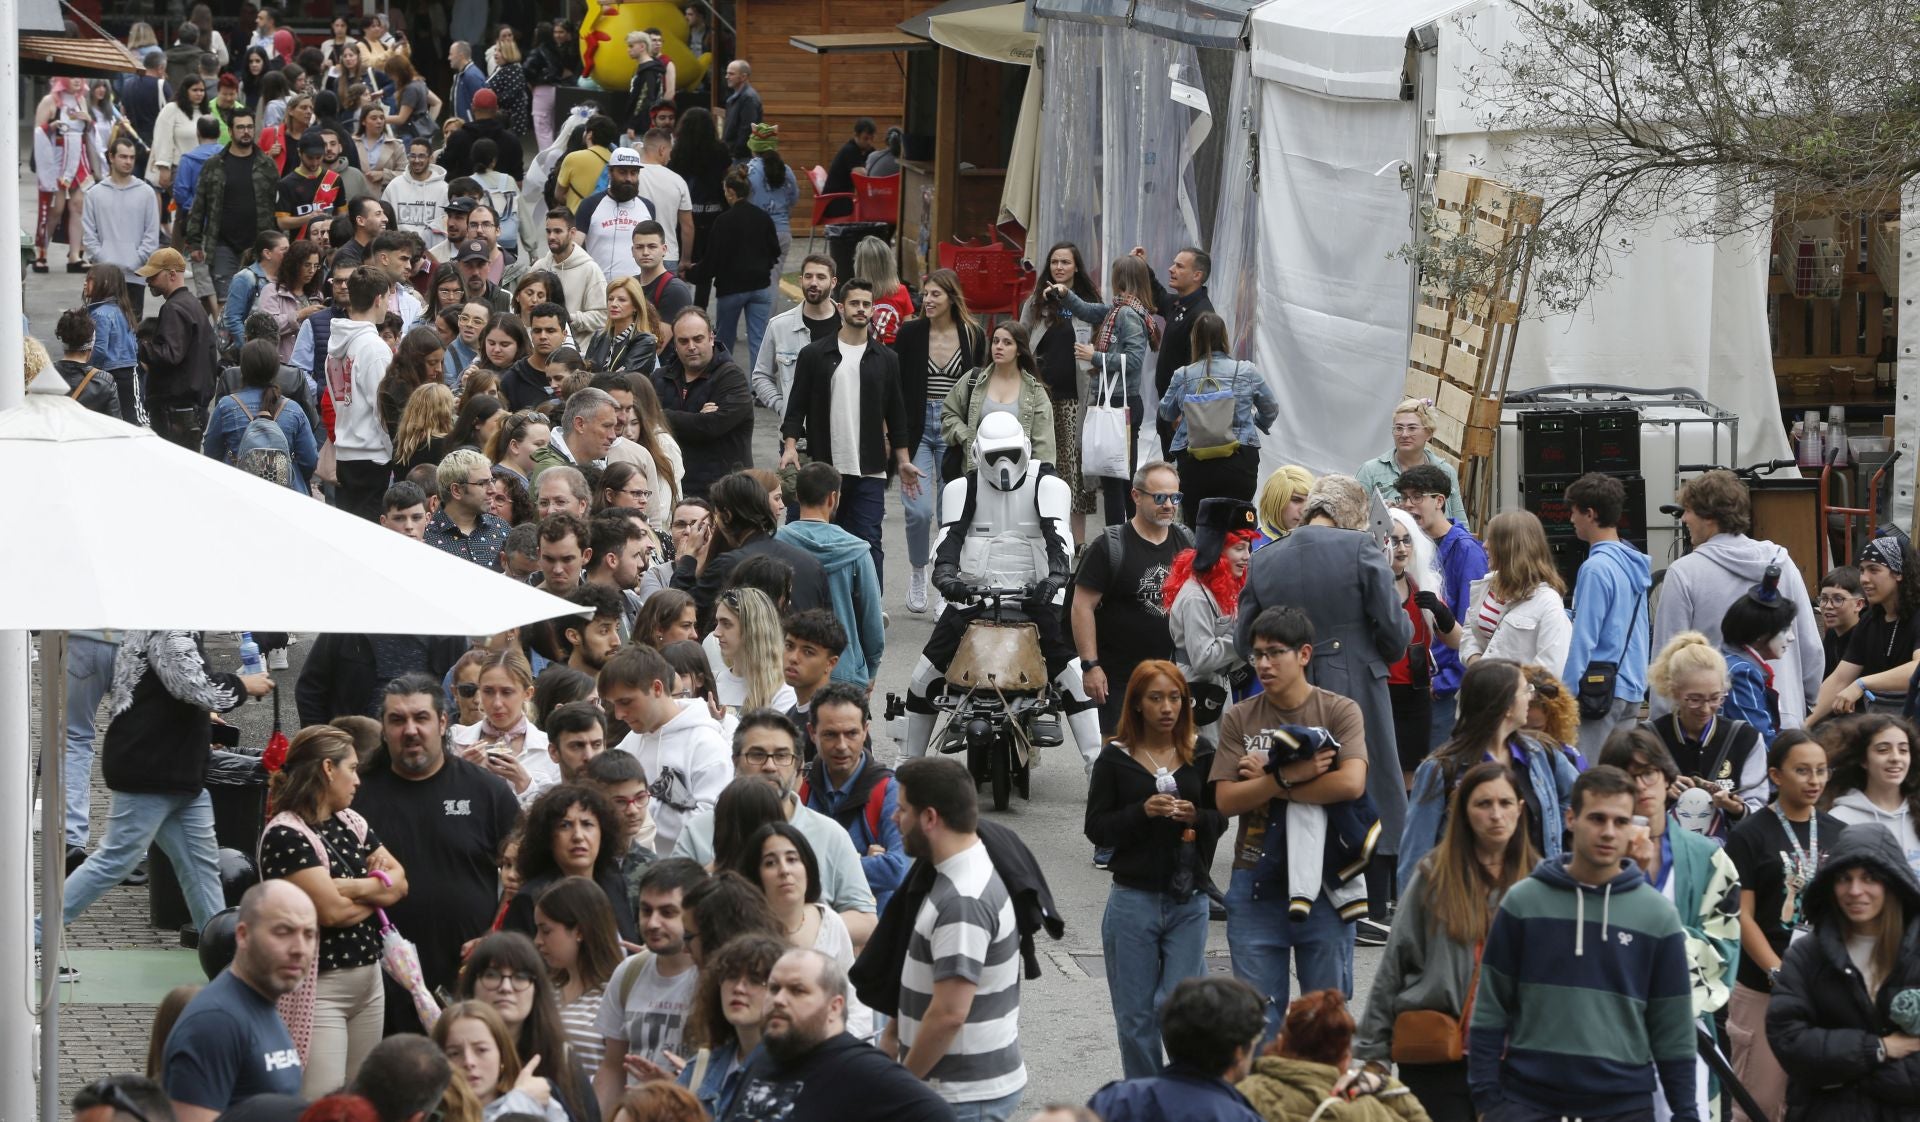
[{"xmin": 974, "ymin": 411, "xmax": 1031, "ymax": 491}]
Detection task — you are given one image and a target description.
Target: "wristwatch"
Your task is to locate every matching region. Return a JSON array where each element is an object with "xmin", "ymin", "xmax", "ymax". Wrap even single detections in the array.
[{"xmin": 1079, "ymin": 658, "xmax": 1100, "ymax": 672}]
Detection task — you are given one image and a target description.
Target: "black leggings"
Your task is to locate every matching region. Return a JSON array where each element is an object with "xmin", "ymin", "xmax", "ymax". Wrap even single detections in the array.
[{"xmin": 1176, "ymin": 446, "xmax": 1260, "ymax": 526}]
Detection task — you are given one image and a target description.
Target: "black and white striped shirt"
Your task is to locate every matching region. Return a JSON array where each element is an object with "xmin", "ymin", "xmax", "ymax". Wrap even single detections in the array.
[{"xmin": 898, "ymin": 839, "xmax": 1025, "ymax": 1103}]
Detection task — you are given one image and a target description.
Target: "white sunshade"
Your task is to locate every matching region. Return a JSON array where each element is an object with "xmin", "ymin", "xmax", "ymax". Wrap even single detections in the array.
[
  {"xmin": 1249, "ymin": 0, "xmax": 1482, "ymax": 99},
  {"xmin": 0, "ymin": 381, "xmax": 586, "ymax": 635}
]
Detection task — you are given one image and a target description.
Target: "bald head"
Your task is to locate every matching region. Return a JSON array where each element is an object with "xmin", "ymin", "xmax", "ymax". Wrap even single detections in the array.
[{"xmin": 234, "ymin": 880, "xmax": 317, "ymax": 999}]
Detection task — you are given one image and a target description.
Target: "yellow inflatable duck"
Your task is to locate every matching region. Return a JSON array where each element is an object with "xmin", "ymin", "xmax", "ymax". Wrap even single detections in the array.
[{"xmin": 580, "ymin": 2, "xmax": 706, "ymax": 90}]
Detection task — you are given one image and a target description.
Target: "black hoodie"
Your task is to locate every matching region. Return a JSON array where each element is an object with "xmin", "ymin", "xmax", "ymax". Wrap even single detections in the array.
[
  {"xmin": 722, "ymin": 1031, "xmax": 954, "ymax": 1122},
  {"xmin": 1767, "ymin": 825, "xmax": 1920, "ymax": 1121}
]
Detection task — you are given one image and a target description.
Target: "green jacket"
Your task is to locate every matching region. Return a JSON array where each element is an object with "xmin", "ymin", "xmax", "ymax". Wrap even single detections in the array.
[
  {"xmin": 1352, "ymin": 865, "xmax": 1501, "ymax": 1064},
  {"xmin": 183, "ymin": 147, "xmax": 280, "ymax": 258},
  {"xmin": 939, "ymin": 366, "xmax": 1056, "ymax": 473}
]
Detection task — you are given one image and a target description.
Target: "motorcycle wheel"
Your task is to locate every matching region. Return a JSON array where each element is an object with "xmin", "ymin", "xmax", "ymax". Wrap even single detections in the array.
[{"xmin": 991, "ymin": 741, "xmax": 1011, "ymax": 811}]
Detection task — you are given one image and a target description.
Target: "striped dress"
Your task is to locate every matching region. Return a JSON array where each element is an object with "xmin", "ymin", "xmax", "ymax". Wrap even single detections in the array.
[{"xmin": 560, "ymin": 983, "xmax": 608, "ymax": 1086}]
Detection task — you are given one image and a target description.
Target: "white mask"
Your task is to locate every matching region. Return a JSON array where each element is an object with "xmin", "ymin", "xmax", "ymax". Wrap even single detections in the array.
[{"xmin": 1674, "ymin": 786, "xmax": 1716, "ymax": 834}]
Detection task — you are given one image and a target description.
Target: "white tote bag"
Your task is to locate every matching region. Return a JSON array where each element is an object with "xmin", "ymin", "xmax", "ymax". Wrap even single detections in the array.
[{"xmin": 1081, "ymin": 353, "xmax": 1132, "ymax": 480}]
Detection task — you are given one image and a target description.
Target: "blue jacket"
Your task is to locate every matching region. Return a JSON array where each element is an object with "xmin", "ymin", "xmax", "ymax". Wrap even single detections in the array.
[
  {"xmin": 800, "ymin": 753, "xmax": 907, "ymax": 912},
  {"xmin": 223, "ymin": 263, "xmax": 272, "ymax": 350},
  {"xmin": 1058, "ymin": 290, "xmax": 1149, "ymax": 402},
  {"xmin": 1157, "ymin": 354, "xmax": 1277, "ymax": 453},
  {"xmin": 1563, "ymin": 540, "xmax": 1654, "ymax": 704},
  {"xmin": 201, "ymin": 385, "xmax": 321, "ymax": 492},
  {"xmin": 1087, "ymin": 1066, "xmax": 1264, "ymax": 1122},
  {"xmin": 85, "ymin": 300, "xmax": 137, "ymax": 372},
  {"xmin": 747, "ymin": 156, "xmax": 799, "ymax": 240},
  {"xmin": 454, "ymin": 63, "xmax": 487, "ymax": 120},
  {"xmin": 173, "ymin": 141, "xmax": 223, "ymax": 212},
  {"xmin": 775, "ymin": 519, "xmax": 885, "ymax": 686},
  {"xmin": 1432, "ymin": 520, "xmax": 1489, "ymax": 695},
  {"xmin": 1398, "ymin": 735, "xmax": 1579, "ymax": 889},
  {"xmin": 1721, "ymin": 645, "xmax": 1778, "ymax": 746},
  {"xmin": 678, "ymin": 1041, "xmax": 756, "ymax": 1120},
  {"xmin": 443, "ymin": 338, "xmax": 477, "ymax": 387}
]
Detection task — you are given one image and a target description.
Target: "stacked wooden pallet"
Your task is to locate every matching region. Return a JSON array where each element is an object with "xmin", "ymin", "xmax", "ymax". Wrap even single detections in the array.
[{"xmin": 1401, "ymin": 170, "xmax": 1543, "ymax": 528}]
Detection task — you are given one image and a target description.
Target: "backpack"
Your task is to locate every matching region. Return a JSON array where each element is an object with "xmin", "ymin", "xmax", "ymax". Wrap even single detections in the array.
[
  {"xmin": 797, "ymin": 773, "xmax": 892, "ymax": 845},
  {"xmin": 231, "ymin": 393, "xmax": 292, "ymax": 487},
  {"xmin": 1180, "ymin": 357, "xmax": 1242, "ymax": 460}
]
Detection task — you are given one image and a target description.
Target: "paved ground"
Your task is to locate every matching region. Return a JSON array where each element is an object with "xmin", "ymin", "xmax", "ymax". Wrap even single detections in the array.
[{"xmin": 19, "ymin": 161, "xmax": 1388, "ymax": 1112}]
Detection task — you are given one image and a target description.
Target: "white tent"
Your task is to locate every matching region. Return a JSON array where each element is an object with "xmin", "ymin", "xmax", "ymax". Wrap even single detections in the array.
[{"xmin": 1239, "ymin": 0, "xmax": 1790, "ymax": 478}]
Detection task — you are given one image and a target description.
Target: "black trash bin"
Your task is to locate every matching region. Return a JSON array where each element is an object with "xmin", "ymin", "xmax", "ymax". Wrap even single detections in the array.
[{"xmin": 149, "ymin": 750, "xmax": 268, "ymax": 932}]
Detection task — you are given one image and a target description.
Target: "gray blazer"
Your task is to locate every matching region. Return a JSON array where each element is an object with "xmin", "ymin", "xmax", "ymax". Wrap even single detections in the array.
[{"xmin": 1235, "ymin": 524, "xmax": 1413, "ymax": 854}]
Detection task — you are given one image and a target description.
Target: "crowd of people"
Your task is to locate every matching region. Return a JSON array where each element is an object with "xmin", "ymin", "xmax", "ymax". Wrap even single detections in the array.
[{"xmin": 30, "ymin": 6, "xmax": 1920, "ymax": 1122}]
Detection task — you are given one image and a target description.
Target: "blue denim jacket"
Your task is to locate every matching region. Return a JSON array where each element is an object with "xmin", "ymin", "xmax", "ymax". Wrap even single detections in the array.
[
  {"xmin": 1058, "ymin": 290, "xmax": 1148, "ymax": 402},
  {"xmin": 85, "ymin": 300, "xmax": 137, "ymax": 372},
  {"xmin": 1397, "ymin": 736, "xmax": 1579, "ymax": 888},
  {"xmin": 748, "ymin": 157, "xmax": 799, "ymax": 240},
  {"xmin": 222, "ymin": 264, "xmax": 272, "ymax": 347},
  {"xmin": 678, "ymin": 1042, "xmax": 757, "ymax": 1119},
  {"xmin": 201, "ymin": 386, "xmax": 322, "ymax": 493},
  {"xmin": 1721, "ymin": 645, "xmax": 1778, "ymax": 746},
  {"xmin": 1157, "ymin": 354, "xmax": 1278, "ymax": 453}
]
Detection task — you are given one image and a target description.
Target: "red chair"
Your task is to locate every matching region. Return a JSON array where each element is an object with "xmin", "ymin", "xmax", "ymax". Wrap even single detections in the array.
[
  {"xmin": 950, "ymin": 245, "xmax": 1034, "ymax": 319},
  {"xmin": 806, "ymin": 189, "xmax": 853, "ymax": 255},
  {"xmin": 850, "ymin": 170, "xmax": 901, "ymax": 225}
]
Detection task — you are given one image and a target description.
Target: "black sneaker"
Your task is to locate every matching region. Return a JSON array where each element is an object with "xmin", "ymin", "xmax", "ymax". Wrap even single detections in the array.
[
  {"xmin": 34, "ymin": 951, "xmax": 80, "ymax": 982},
  {"xmin": 1355, "ymin": 916, "xmax": 1391, "ymax": 947},
  {"xmin": 122, "ymin": 861, "xmax": 149, "ymax": 887},
  {"xmin": 65, "ymin": 846, "xmax": 88, "ymax": 875}
]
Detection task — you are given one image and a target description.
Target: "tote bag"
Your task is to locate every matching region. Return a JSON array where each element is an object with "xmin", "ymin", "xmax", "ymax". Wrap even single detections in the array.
[{"xmin": 1081, "ymin": 354, "xmax": 1131, "ymax": 480}]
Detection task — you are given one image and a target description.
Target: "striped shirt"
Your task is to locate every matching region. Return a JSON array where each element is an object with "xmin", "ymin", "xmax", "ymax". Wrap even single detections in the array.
[
  {"xmin": 1473, "ymin": 592, "xmax": 1508, "ymax": 648},
  {"xmin": 560, "ymin": 984, "xmax": 607, "ymax": 1088},
  {"xmin": 898, "ymin": 839, "xmax": 1025, "ymax": 1103}
]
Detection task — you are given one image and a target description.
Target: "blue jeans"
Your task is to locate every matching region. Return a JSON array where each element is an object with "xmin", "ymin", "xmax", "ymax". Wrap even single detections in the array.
[
  {"xmin": 716, "ymin": 289, "xmax": 774, "ymax": 373},
  {"xmin": 837, "ymin": 474, "xmax": 888, "ymax": 590},
  {"xmin": 947, "ymin": 1088, "xmax": 1024, "ymax": 1122},
  {"xmin": 903, "ymin": 400, "xmax": 945, "ymax": 568},
  {"xmin": 39, "ymin": 788, "xmax": 226, "ymax": 942},
  {"xmin": 1225, "ymin": 868, "xmax": 1356, "ymax": 1040},
  {"xmin": 63, "ymin": 635, "xmax": 119, "ymax": 848},
  {"xmin": 1429, "ymin": 691, "xmax": 1458, "ymax": 753},
  {"xmin": 1103, "ymin": 884, "xmax": 1209, "ymax": 1078}
]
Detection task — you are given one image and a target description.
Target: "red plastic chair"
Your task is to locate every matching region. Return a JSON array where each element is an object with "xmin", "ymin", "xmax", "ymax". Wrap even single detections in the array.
[
  {"xmin": 850, "ymin": 171, "xmax": 901, "ymax": 225},
  {"xmin": 807, "ymin": 189, "xmax": 853, "ymax": 255},
  {"xmin": 951, "ymin": 245, "xmax": 1033, "ymax": 319}
]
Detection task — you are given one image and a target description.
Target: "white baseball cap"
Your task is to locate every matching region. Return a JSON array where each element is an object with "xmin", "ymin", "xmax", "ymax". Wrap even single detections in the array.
[{"xmin": 609, "ymin": 147, "xmax": 643, "ymax": 168}]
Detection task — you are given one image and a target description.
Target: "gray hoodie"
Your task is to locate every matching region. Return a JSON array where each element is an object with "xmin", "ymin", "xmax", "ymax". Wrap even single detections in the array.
[
  {"xmin": 1829, "ymin": 788, "xmax": 1920, "ymax": 877},
  {"xmin": 81, "ymin": 175, "xmax": 163, "ymax": 284},
  {"xmin": 1652, "ymin": 533, "xmax": 1823, "ymax": 726}
]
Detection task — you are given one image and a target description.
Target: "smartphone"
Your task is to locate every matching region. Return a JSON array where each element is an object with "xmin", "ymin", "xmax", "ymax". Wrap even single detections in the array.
[
  {"xmin": 381, "ymin": 33, "xmax": 397, "ymax": 48},
  {"xmin": 211, "ymin": 723, "xmax": 241, "ymax": 749}
]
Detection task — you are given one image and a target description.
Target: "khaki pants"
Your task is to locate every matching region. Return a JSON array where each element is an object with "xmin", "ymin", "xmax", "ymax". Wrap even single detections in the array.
[
  {"xmin": 1727, "ymin": 981, "xmax": 1787, "ymax": 1122},
  {"xmin": 303, "ymin": 962, "xmax": 386, "ymax": 1098}
]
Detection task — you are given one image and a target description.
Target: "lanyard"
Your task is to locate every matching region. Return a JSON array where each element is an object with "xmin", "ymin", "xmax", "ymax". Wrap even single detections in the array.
[{"xmin": 1772, "ymin": 804, "xmax": 1819, "ymax": 926}]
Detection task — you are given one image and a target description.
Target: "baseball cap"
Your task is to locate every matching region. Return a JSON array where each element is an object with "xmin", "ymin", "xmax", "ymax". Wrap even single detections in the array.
[
  {"xmin": 443, "ymin": 197, "xmax": 479, "ymax": 214},
  {"xmin": 297, "ymin": 131, "xmax": 328, "ymax": 155},
  {"xmin": 609, "ymin": 147, "xmax": 643, "ymax": 168},
  {"xmin": 472, "ymin": 88, "xmax": 498, "ymax": 112},
  {"xmin": 456, "ymin": 238, "xmax": 492, "ymax": 263},
  {"xmin": 134, "ymin": 248, "xmax": 188, "ymax": 277}
]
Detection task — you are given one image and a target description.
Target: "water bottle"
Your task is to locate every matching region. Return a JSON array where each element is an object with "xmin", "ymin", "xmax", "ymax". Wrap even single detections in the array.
[{"xmin": 239, "ymin": 632, "xmax": 265, "ymax": 677}]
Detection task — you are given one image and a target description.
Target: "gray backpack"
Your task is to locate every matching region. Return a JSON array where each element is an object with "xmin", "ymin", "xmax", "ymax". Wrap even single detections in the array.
[{"xmin": 230, "ymin": 394, "xmax": 292, "ymax": 487}]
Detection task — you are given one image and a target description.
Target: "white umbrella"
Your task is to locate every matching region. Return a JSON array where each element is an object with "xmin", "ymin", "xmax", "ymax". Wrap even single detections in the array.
[{"xmin": 0, "ymin": 375, "xmax": 586, "ymax": 1121}]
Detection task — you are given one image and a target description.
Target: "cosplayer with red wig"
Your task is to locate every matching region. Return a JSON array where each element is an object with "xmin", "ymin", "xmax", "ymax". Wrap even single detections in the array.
[{"xmin": 1164, "ymin": 497, "xmax": 1260, "ymax": 734}]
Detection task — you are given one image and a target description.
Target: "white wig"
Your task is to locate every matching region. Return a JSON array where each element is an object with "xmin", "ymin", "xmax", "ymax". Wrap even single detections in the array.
[{"xmin": 1389, "ymin": 507, "xmax": 1444, "ymax": 604}]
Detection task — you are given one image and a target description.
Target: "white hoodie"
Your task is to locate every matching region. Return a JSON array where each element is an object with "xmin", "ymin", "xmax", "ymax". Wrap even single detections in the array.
[
  {"xmin": 325, "ymin": 318, "xmax": 394, "ymax": 463},
  {"xmin": 532, "ymin": 246, "xmax": 610, "ymax": 336},
  {"xmin": 615, "ymin": 698, "xmax": 734, "ymax": 854},
  {"xmin": 1652, "ymin": 532, "xmax": 1824, "ymax": 725},
  {"xmin": 1830, "ymin": 788, "xmax": 1920, "ymax": 876},
  {"xmin": 383, "ymin": 164, "xmax": 449, "ymax": 249}
]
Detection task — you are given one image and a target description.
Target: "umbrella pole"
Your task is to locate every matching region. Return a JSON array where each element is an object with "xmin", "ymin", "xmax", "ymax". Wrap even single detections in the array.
[{"xmin": 38, "ymin": 632, "xmax": 66, "ymax": 1122}]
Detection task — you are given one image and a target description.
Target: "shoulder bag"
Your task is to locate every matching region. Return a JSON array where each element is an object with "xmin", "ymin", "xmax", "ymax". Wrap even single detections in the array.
[
  {"xmin": 1081, "ymin": 353, "xmax": 1131, "ymax": 480},
  {"xmin": 1390, "ymin": 940, "xmax": 1481, "ymax": 1064}
]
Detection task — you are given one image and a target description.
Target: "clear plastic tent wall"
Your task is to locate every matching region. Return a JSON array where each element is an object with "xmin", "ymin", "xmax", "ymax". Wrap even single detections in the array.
[{"xmin": 1032, "ymin": 19, "xmax": 1204, "ymax": 279}]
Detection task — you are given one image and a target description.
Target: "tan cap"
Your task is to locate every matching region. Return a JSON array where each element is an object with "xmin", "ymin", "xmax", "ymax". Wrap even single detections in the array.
[{"xmin": 134, "ymin": 247, "xmax": 188, "ymax": 277}]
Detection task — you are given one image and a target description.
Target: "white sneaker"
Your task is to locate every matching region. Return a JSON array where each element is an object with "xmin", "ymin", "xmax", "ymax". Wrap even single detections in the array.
[
  {"xmin": 907, "ymin": 567, "xmax": 929, "ymax": 614},
  {"xmin": 928, "ymin": 582, "xmax": 947, "ymax": 619},
  {"xmin": 268, "ymin": 648, "xmax": 289, "ymax": 670}
]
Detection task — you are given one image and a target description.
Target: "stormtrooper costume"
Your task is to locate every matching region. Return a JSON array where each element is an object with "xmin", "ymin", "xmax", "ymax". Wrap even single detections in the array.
[{"xmin": 903, "ymin": 412, "xmax": 1105, "ymax": 766}]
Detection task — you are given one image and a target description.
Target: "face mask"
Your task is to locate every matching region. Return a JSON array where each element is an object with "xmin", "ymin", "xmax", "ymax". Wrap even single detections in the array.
[{"xmin": 1673, "ymin": 786, "xmax": 1716, "ymax": 834}]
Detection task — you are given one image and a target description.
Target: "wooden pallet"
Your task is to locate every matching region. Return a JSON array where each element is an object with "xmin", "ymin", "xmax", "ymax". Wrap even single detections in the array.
[{"xmin": 1401, "ymin": 170, "xmax": 1543, "ymax": 527}]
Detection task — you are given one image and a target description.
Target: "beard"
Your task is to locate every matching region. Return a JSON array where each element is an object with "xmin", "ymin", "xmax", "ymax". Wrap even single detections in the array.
[
  {"xmin": 901, "ymin": 819, "xmax": 930, "ymax": 860},
  {"xmin": 608, "ymin": 179, "xmax": 639, "ymax": 203},
  {"xmin": 762, "ymin": 1016, "xmax": 828, "ymax": 1063}
]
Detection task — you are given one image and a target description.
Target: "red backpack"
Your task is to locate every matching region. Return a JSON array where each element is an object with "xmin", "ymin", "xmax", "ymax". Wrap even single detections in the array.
[{"xmin": 799, "ymin": 774, "xmax": 892, "ymax": 844}]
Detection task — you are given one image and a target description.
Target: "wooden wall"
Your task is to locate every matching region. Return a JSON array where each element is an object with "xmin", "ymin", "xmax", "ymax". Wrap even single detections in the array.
[{"xmin": 737, "ymin": 0, "xmax": 930, "ymax": 231}]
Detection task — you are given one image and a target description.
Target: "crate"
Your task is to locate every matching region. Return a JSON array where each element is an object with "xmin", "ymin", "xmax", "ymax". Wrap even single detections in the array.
[
  {"xmin": 1519, "ymin": 412, "xmax": 1582, "ymax": 478},
  {"xmin": 1582, "ymin": 410, "xmax": 1642, "ymax": 474},
  {"xmin": 1523, "ymin": 473, "xmax": 1646, "ymax": 543}
]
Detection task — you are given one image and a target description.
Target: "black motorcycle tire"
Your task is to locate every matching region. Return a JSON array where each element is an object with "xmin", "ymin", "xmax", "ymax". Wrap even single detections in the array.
[{"xmin": 990, "ymin": 741, "xmax": 1012, "ymax": 811}]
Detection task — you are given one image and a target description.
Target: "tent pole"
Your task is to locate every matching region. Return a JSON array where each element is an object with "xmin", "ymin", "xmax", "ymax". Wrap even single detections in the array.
[
  {"xmin": 0, "ymin": 8, "xmax": 39, "ymax": 1120},
  {"xmin": 1894, "ymin": 176, "xmax": 1920, "ymax": 534},
  {"xmin": 38, "ymin": 633, "xmax": 66, "ymax": 1122}
]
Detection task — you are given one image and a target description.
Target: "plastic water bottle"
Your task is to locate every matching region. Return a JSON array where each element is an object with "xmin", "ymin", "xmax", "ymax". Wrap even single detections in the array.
[{"xmin": 239, "ymin": 632, "xmax": 265, "ymax": 677}]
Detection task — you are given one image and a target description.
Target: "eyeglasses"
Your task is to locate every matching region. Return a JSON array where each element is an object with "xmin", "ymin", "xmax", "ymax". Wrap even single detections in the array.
[
  {"xmin": 1249, "ymin": 645, "xmax": 1296, "ymax": 663},
  {"xmin": 1818, "ymin": 592, "xmax": 1859, "ymax": 606},
  {"xmin": 672, "ymin": 687, "xmax": 701, "ymax": 699},
  {"xmin": 1388, "ymin": 535, "xmax": 1413, "ymax": 550},
  {"xmin": 461, "ymin": 477, "xmax": 491, "ymax": 489},
  {"xmin": 478, "ymin": 968, "xmax": 535, "ymax": 991},
  {"xmin": 1141, "ymin": 491, "xmax": 1183, "ymax": 506},
  {"xmin": 83, "ymin": 1081, "xmax": 155, "ymax": 1122},
  {"xmin": 1627, "ymin": 767, "xmax": 1666, "ymax": 786},
  {"xmin": 742, "ymin": 748, "xmax": 797, "ymax": 765},
  {"xmin": 1391, "ymin": 424, "xmax": 1425, "ymax": 435},
  {"xmin": 1681, "ymin": 692, "xmax": 1726, "ymax": 707},
  {"xmin": 611, "ymin": 793, "xmax": 650, "ymax": 810},
  {"xmin": 621, "ymin": 487, "xmax": 653, "ymax": 501}
]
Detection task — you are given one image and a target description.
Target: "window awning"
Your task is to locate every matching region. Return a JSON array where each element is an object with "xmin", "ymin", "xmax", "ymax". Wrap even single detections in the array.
[
  {"xmin": 1028, "ymin": 0, "xmax": 1259, "ymax": 49},
  {"xmin": 19, "ymin": 34, "xmax": 144, "ymax": 78},
  {"xmin": 787, "ymin": 31, "xmax": 934, "ymax": 54}
]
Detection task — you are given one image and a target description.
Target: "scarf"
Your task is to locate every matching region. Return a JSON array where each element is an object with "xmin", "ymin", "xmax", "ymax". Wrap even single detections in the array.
[
  {"xmin": 1094, "ymin": 292, "xmax": 1161, "ymax": 354},
  {"xmin": 481, "ymin": 713, "xmax": 530, "ymax": 745}
]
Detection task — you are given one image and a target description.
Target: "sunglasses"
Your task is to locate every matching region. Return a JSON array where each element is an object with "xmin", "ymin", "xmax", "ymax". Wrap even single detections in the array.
[{"xmin": 455, "ymin": 682, "xmax": 479, "ymax": 698}]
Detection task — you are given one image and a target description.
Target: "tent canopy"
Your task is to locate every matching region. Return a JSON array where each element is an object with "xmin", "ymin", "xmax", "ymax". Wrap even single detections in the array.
[
  {"xmin": 1248, "ymin": 0, "xmax": 1477, "ymax": 98},
  {"xmin": 930, "ymin": 4, "xmax": 1036, "ymax": 64},
  {"xmin": 1031, "ymin": 0, "xmax": 1261, "ymax": 49}
]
